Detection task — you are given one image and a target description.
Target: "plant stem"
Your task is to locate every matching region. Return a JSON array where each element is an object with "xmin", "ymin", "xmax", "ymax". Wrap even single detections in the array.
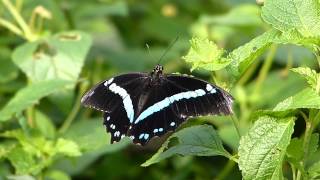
[
  {"xmin": 58, "ymin": 82, "xmax": 88, "ymax": 134},
  {"xmin": 237, "ymin": 60, "xmax": 259, "ymax": 86},
  {"xmin": 0, "ymin": 18, "xmax": 23, "ymax": 36},
  {"xmin": 230, "ymin": 114, "xmax": 241, "ymax": 138},
  {"xmin": 216, "ymin": 159, "xmax": 236, "ymax": 180},
  {"xmin": 253, "ymin": 44, "xmax": 277, "ymax": 96},
  {"xmin": 2, "ymin": 0, "xmax": 35, "ymax": 41}
]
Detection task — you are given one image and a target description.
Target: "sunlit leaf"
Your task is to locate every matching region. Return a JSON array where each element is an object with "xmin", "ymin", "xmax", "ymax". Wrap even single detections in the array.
[
  {"xmin": 183, "ymin": 37, "xmax": 231, "ymax": 71},
  {"xmin": 262, "ymin": 0, "xmax": 320, "ymax": 38},
  {"xmin": 12, "ymin": 31, "xmax": 92, "ymax": 83},
  {"xmin": 227, "ymin": 29, "xmax": 279, "ymax": 78},
  {"xmin": 238, "ymin": 116, "xmax": 295, "ymax": 180}
]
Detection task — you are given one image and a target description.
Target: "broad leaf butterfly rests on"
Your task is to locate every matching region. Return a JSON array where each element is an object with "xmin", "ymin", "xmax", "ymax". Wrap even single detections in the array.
[{"xmin": 81, "ymin": 64, "xmax": 234, "ymax": 145}]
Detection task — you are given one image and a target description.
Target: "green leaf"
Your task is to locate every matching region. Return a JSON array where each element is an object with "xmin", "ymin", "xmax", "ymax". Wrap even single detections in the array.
[
  {"xmin": 12, "ymin": 31, "xmax": 92, "ymax": 83},
  {"xmin": 183, "ymin": 37, "xmax": 231, "ymax": 71},
  {"xmin": 291, "ymin": 67, "xmax": 319, "ymax": 91},
  {"xmin": 308, "ymin": 161, "xmax": 320, "ymax": 180},
  {"xmin": 309, "ymin": 133, "xmax": 319, "ymax": 155},
  {"xmin": 286, "ymin": 138, "xmax": 303, "ymax": 161},
  {"xmin": 227, "ymin": 29, "xmax": 279, "ymax": 78},
  {"xmin": 0, "ymin": 141, "xmax": 16, "ymax": 159},
  {"xmin": 261, "ymin": 0, "xmax": 320, "ymax": 38},
  {"xmin": 0, "ymin": 79, "xmax": 70, "ymax": 121},
  {"xmin": 55, "ymin": 138, "xmax": 81, "ymax": 157},
  {"xmin": 45, "ymin": 170, "xmax": 71, "ymax": 180},
  {"xmin": 274, "ymin": 88, "xmax": 320, "ymax": 111},
  {"xmin": 63, "ymin": 119, "xmax": 112, "ymax": 151},
  {"xmin": 7, "ymin": 146, "xmax": 42, "ymax": 174},
  {"xmin": 34, "ymin": 110, "xmax": 56, "ymax": 139},
  {"xmin": 142, "ymin": 125, "xmax": 231, "ymax": 167},
  {"xmin": 200, "ymin": 4, "xmax": 262, "ymax": 27},
  {"xmin": 238, "ymin": 116, "xmax": 295, "ymax": 180}
]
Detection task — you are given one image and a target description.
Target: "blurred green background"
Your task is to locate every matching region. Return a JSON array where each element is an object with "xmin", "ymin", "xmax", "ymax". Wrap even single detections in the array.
[{"xmin": 0, "ymin": 0, "xmax": 316, "ymax": 179}]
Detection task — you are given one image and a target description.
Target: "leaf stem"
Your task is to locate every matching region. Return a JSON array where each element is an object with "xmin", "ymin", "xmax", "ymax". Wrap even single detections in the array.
[
  {"xmin": 230, "ymin": 114, "xmax": 241, "ymax": 138},
  {"xmin": 58, "ymin": 81, "xmax": 88, "ymax": 134},
  {"xmin": 0, "ymin": 18, "xmax": 23, "ymax": 36}
]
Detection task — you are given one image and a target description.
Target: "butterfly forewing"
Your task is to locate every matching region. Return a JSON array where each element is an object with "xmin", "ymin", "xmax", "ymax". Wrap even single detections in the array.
[{"xmin": 81, "ymin": 73, "xmax": 148, "ymax": 143}]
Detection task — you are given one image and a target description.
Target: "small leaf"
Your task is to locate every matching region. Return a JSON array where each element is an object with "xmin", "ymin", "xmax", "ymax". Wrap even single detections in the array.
[
  {"xmin": 142, "ymin": 125, "xmax": 231, "ymax": 167},
  {"xmin": 227, "ymin": 29, "xmax": 279, "ymax": 78},
  {"xmin": 12, "ymin": 31, "xmax": 92, "ymax": 83},
  {"xmin": 238, "ymin": 116, "xmax": 295, "ymax": 180},
  {"xmin": 183, "ymin": 37, "xmax": 231, "ymax": 71},
  {"xmin": 291, "ymin": 67, "xmax": 318, "ymax": 91},
  {"xmin": 0, "ymin": 79, "xmax": 71, "ymax": 121},
  {"xmin": 262, "ymin": 0, "xmax": 320, "ymax": 38},
  {"xmin": 55, "ymin": 138, "xmax": 81, "ymax": 157}
]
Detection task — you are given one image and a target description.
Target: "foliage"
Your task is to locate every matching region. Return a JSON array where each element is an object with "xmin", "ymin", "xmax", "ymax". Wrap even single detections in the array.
[{"xmin": 1, "ymin": 0, "xmax": 320, "ymax": 179}]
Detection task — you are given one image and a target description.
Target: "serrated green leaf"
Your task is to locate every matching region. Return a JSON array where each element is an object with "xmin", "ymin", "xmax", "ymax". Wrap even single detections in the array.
[
  {"xmin": 238, "ymin": 116, "xmax": 295, "ymax": 180},
  {"xmin": 274, "ymin": 88, "xmax": 320, "ymax": 111},
  {"xmin": 227, "ymin": 29, "xmax": 279, "ymax": 78},
  {"xmin": 12, "ymin": 31, "xmax": 92, "ymax": 83},
  {"xmin": 0, "ymin": 79, "xmax": 71, "ymax": 121},
  {"xmin": 262, "ymin": 0, "xmax": 320, "ymax": 38},
  {"xmin": 55, "ymin": 138, "xmax": 81, "ymax": 157},
  {"xmin": 291, "ymin": 67, "xmax": 318, "ymax": 91},
  {"xmin": 183, "ymin": 37, "xmax": 231, "ymax": 71},
  {"xmin": 142, "ymin": 125, "xmax": 231, "ymax": 167}
]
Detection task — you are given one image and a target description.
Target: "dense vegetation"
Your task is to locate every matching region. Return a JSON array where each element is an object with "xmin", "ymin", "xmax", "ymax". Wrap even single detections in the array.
[{"xmin": 1, "ymin": 0, "xmax": 320, "ymax": 179}]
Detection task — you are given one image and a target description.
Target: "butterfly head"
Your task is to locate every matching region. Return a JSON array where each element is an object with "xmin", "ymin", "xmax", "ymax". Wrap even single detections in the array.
[{"xmin": 152, "ymin": 64, "xmax": 163, "ymax": 75}]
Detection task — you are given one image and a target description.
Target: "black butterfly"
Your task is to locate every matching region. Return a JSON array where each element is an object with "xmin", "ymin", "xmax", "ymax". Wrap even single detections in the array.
[{"xmin": 81, "ymin": 64, "xmax": 233, "ymax": 145}]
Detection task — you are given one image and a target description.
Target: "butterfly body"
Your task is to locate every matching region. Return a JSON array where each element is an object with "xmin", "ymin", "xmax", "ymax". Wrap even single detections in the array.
[{"xmin": 81, "ymin": 65, "xmax": 233, "ymax": 145}]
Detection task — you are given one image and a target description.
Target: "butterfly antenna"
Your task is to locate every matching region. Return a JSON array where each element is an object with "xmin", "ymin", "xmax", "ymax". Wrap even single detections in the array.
[
  {"xmin": 157, "ymin": 36, "xmax": 179, "ymax": 65},
  {"xmin": 146, "ymin": 43, "xmax": 157, "ymax": 61}
]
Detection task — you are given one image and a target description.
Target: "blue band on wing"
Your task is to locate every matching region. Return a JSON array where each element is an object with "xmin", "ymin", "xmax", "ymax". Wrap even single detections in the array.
[{"xmin": 134, "ymin": 88, "xmax": 215, "ymax": 124}]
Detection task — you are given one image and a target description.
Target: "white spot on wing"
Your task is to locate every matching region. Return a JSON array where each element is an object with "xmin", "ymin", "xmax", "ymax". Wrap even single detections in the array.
[
  {"xmin": 104, "ymin": 77, "xmax": 114, "ymax": 86},
  {"xmin": 206, "ymin": 84, "xmax": 213, "ymax": 91},
  {"xmin": 170, "ymin": 122, "xmax": 175, "ymax": 126}
]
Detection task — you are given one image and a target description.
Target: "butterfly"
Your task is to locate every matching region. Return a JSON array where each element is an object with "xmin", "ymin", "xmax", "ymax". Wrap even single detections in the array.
[{"xmin": 81, "ymin": 64, "xmax": 233, "ymax": 145}]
